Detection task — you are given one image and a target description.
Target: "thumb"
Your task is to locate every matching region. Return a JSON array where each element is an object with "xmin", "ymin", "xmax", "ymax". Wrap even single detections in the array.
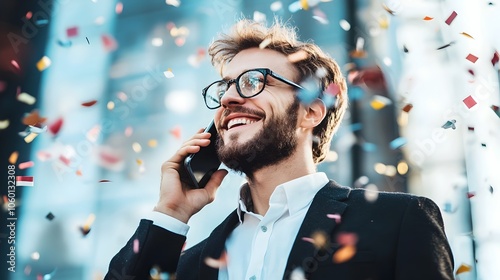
[{"xmin": 203, "ymin": 169, "xmax": 229, "ymax": 202}]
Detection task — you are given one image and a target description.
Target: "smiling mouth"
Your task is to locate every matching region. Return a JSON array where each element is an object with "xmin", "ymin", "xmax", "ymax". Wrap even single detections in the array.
[{"xmin": 227, "ymin": 117, "xmax": 261, "ymax": 130}]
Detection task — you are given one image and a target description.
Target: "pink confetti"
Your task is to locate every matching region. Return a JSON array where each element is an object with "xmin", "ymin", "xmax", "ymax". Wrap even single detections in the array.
[
  {"xmin": 327, "ymin": 213, "xmax": 341, "ymax": 223},
  {"xmin": 301, "ymin": 237, "xmax": 315, "ymax": 244},
  {"xmin": 466, "ymin": 54, "xmax": 478, "ymax": 63},
  {"xmin": 133, "ymin": 238, "xmax": 139, "ymax": 253},
  {"xmin": 492, "ymin": 51, "xmax": 499, "ymax": 66},
  {"xmin": 115, "ymin": 2, "xmax": 123, "ymax": 14},
  {"xmin": 445, "ymin": 11, "xmax": 457, "ymax": 25},
  {"xmin": 463, "ymin": 95, "xmax": 477, "ymax": 109},
  {"xmin": 325, "ymin": 83, "xmax": 340, "ymax": 96},
  {"xmin": 59, "ymin": 155, "xmax": 71, "ymax": 166},
  {"xmin": 0, "ymin": 80, "xmax": 6, "ymax": 93},
  {"xmin": 48, "ymin": 117, "xmax": 64, "ymax": 136},
  {"xmin": 124, "ymin": 126, "xmax": 133, "ymax": 137},
  {"xmin": 101, "ymin": 34, "xmax": 118, "ymax": 52},
  {"xmin": 11, "ymin": 60, "xmax": 20, "ymax": 71},
  {"xmin": 66, "ymin": 26, "xmax": 78, "ymax": 37},
  {"xmin": 19, "ymin": 161, "xmax": 35, "ymax": 170},
  {"xmin": 26, "ymin": 11, "xmax": 33, "ymax": 20}
]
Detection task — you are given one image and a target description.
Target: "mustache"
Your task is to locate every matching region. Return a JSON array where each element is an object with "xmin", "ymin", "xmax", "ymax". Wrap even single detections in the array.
[{"xmin": 221, "ymin": 106, "xmax": 266, "ymax": 119}]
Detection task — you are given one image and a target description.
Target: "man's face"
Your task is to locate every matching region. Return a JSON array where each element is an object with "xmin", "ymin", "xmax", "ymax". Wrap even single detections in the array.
[{"xmin": 214, "ymin": 48, "xmax": 302, "ymax": 176}]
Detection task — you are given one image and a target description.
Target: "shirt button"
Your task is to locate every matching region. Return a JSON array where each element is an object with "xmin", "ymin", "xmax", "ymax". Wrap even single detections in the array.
[
  {"xmin": 249, "ymin": 276, "xmax": 256, "ymax": 280},
  {"xmin": 261, "ymin": 226, "xmax": 267, "ymax": 232}
]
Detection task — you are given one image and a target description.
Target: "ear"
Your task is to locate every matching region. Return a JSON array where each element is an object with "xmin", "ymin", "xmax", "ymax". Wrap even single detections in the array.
[{"xmin": 299, "ymin": 99, "xmax": 327, "ymax": 129}]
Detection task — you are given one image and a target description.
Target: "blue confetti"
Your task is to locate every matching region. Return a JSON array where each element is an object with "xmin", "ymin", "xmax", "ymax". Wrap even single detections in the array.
[{"xmin": 389, "ymin": 137, "xmax": 407, "ymax": 150}]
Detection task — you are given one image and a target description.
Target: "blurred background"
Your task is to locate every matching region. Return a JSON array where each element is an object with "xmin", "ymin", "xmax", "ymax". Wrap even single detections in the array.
[{"xmin": 1, "ymin": 0, "xmax": 499, "ymax": 279}]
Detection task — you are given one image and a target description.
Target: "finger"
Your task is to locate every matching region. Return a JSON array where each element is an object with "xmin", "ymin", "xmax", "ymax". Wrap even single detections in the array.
[{"xmin": 204, "ymin": 169, "xmax": 229, "ymax": 202}]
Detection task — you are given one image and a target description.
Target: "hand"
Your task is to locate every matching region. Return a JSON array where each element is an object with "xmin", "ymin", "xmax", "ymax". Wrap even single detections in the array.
[{"xmin": 154, "ymin": 128, "xmax": 228, "ymax": 223}]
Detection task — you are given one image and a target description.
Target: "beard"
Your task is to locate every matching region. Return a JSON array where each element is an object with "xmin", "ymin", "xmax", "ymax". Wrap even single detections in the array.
[{"xmin": 216, "ymin": 99, "xmax": 300, "ymax": 178}]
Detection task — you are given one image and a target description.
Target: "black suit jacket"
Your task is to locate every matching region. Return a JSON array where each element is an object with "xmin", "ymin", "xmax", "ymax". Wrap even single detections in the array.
[{"xmin": 106, "ymin": 181, "xmax": 454, "ymax": 280}]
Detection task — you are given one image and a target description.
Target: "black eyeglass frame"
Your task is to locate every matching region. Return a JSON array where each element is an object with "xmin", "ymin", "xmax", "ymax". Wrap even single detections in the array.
[{"xmin": 201, "ymin": 68, "xmax": 304, "ymax": 109}]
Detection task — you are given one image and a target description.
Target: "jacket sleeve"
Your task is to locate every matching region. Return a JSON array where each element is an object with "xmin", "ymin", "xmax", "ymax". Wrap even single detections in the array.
[
  {"xmin": 395, "ymin": 196, "xmax": 454, "ymax": 280},
  {"xmin": 104, "ymin": 219, "xmax": 186, "ymax": 280}
]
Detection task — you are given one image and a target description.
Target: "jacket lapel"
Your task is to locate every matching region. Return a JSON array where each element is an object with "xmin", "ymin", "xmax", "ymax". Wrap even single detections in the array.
[
  {"xmin": 198, "ymin": 209, "xmax": 240, "ymax": 280},
  {"xmin": 283, "ymin": 181, "xmax": 351, "ymax": 279}
]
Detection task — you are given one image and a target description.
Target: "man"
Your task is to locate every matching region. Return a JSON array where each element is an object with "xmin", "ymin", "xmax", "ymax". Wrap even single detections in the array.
[{"xmin": 106, "ymin": 19, "xmax": 454, "ymax": 280}]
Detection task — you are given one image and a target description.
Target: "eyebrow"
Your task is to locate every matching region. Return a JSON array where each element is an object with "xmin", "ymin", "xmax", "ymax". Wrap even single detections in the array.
[{"xmin": 222, "ymin": 68, "xmax": 251, "ymax": 81}]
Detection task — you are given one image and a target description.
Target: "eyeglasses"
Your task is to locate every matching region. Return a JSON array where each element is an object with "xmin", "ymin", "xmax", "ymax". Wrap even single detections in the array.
[{"xmin": 202, "ymin": 68, "xmax": 304, "ymax": 109}]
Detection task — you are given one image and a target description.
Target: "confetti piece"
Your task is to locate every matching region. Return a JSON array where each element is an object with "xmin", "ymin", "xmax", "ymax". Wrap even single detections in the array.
[
  {"xmin": 86, "ymin": 125, "xmax": 101, "ymax": 142},
  {"xmin": 253, "ymin": 11, "xmax": 266, "ymax": 23},
  {"xmin": 48, "ymin": 117, "xmax": 63, "ymax": 135},
  {"xmin": 170, "ymin": 126, "xmax": 182, "ymax": 139},
  {"xmin": 17, "ymin": 92, "xmax": 36, "ymax": 105},
  {"xmin": 66, "ymin": 26, "xmax": 78, "ymax": 37},
  {"xmin": 339, "ymin": 19, "xmax": 351, "ymax": 31},
  {"xmin": 378, "ymin": 17, "xmax": 389, "ymax": 29},
  {"xmin": 16, "ymin": 176, "xmax": 34, "ymax": 187},
  {"xmin": 166, "ymin": 0, "xmax": 181, "ymax": 7},
  {"xmin": 99, "ymin": 179, "xmax": 111, "ymax": 183},
  {"xmin": 443, "ymin": 201, "xmax": 456, "ymax": 213},
  {"xmin": 26, "ymin": 11, "xmax": 33, "ymax": 19},
  {"xmin": 463, "ymin": 95, "xmax": 477, "ymax": 109},
  {"xmin": 24, "ymin": 132, "xmax": 39, "ymax": 143},
  {"xmin": 163, "ymin": 69, "xmax": 174, "ymax": 78},
  {"xmin": 437, "ymin": 42, "xmax": 454, "ymax": 50},
  {"xmin": 259, "ymin": 38, "xmax": 272, "ymax": 49},
  {"xmin": 466, "ymin": 192, "xmax": 475, "ymax": 199},
  {"xmin": 382, "ymin": 3, "xmax": 396, "ymax": 15},
  {"xmin": 303, "ymin": 231, "xmax": 329, "ymax": 250},
  {"xmin": 312, "ymin": 8, "xmax": 329, "ymax": 24},
  {"xmin": 442, "ymin": 119, "xmax": 456, "ymax": 129},
  {"xmin": 327, "ymin": 213, "xmax": 341, "ymax": 223},
  {"xmin": 136, "ymin": 159, "xmax": 143, "ymax": 165},
  {"xmin": 28, "ymin": 125, "xmax": 47, "ymax": 134},
  {"xmin": 324, "ymin": 83, "xmax": 340, "ymax": 96},
  {"xmin": 445, "ymin": 11, "xmax": 457, "ymax": 25},
  {"xmin": 389, "ymin": 137, "xmax": 407, "ymax": 149},
  {"xmin": 300, "ymin": 0, "xmax": 309, "ymax": 10},
  {"xmin": 456, "ymin": 263, "xmax": 472, "ymax": 275},
  {"xmin": 489, "ymin": 186, "xmax": 494, "ymax": 194},
  {"xmin": 402, "ymin": 103, "xmax": 413, "ymax": 112},
  {"xmin": 115, "ymin": 2, "xmax": 123, "ymax": 14},
  {"xmin": 0, "ymin": 80, "xmax": 7, "ymax": 92},
  {"xmin": 11, "ymin": 60, "xmax": 20, "ymax": 71},
  {"xmin": 467, "ymin": 127, "xmax": 475, "ymax": 132},
  {"xmin": 287, "ymin": 50, "xmax": 309, "ymax": 63},
  {"xmin": 466, "ymin": 54, "xmax": 478, "ymax": 63},
  {"xmin": 35, "ymin": 19, "xmax": 49, "ymax": 26},
  {"xmin": 148, "ymin": 139, "xmax": 158, "ymax": 147},
  {"xmin": 364, "ymin": 184, "xmax": 379, "ymax": 202},
  {"xmin": 397, "ymin": 161, "xmax": 408, "ymax": 175},
  {"xmin": 350, "ymin": 37, "xmax": 367, "ymax": 59},
  {"xmin": 0, "ymin": 120, "xmax": 10, "ymax": 129},
  {"xmin": 81, "ymin": 100, "xmax": 98, "ymax": 107},
  {"xmin": 76, "ymin": 169, "xmax": 82, "ymax": 176},
  {"xmin": 151, "ymin": 37, "xmax": 163, "ymax": 46},
  {"xmin": 19, "ymin": 161, "xmax": 35, "ymax": 170},
  {"xmin": 333, "ymin": 245, "xmax": 356, "ymax": 263},
  {"xmin": 9, "ymin": 152, "xmax": 19, "ymax": 164},
  {"xmin": 59, "ymin": 155, "xmax": 71, "ymax": 166},
  {"xmin": 80, "ymin": 214, "xmax": 96, "ymax": 237},
  {"xmin": 492, "ymin": 51, "xmax": 499, "ymax": 66},
  {"xmin": 57, "ymin": 39, "xmax": 72, "ymax": 47},
  {"xmin": 46, "ymin": 212, "xmax": 55, "ymax": 220},
  {"xmin": 204, "ymin": 251, "xmax": 227, "ymax": 268},
  {"xmin": 460, "ymin": 32, "xmax": 474, "ymax": 39},
  {"xmin": 270, "ymin": 1, "xmax": 283, "ymax": 12},
  {"xmin": 491, "ymin": 105, "xmax": 500, "ymax": 117},
  {"xmin": 101, "ymin": 34, "xmax": 118, "ymax": 52},
  {"xmin": 132, "ymin": 142, "xmax": 142, "ymax": 153},
  {"xmin": 31, "ymin": 251, "xmax": 40, "ymax": 261},
  {"xmin": 297, "ymin": 77, "xmax": 322, "ymax": 104},
  {"xmin": 125, "ymin": 126, "xmax": 133, "ymax": 137},
  {"xmin": 290, "ymin": 267, "xmax": 306, "ymax": 280},
  {"xmin": 86, "ymin": 37, "xmax": 90, "ymax": 44},
  {"xmin": 37, "ymin": 151, "xmax": 52, "ymax": 161},
  {"xmin": 423, "ymin": 16, "xmax": 434, "ymax": 20},
  {"xmin": 481, "ymin": 143, "xmax": 486, "ymax": 147},
  {"xmin": 403, "ymin": 45, "xmax": 409, "ymax": 53},
  {"xmin": 36, "ymin": 56, "xmax": 52, "ymax": 71},
  {"xmin": 133, "ymin": 238, "xmax": 139, "ymax": 253},
  {"xmin": 370, "ymin": 95, "xmax": 392, "ymax": 110}
]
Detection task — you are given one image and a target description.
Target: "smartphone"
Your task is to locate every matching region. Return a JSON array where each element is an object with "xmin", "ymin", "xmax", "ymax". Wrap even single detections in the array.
[{"xmin": 179, "ymin": 120, "xmax": 222, "ymax": 188}]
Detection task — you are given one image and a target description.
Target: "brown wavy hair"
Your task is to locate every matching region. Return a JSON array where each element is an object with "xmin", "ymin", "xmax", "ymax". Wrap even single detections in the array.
[{"xmin": 208, "ymin": 19, "xmax": 348, "ymax": 163}]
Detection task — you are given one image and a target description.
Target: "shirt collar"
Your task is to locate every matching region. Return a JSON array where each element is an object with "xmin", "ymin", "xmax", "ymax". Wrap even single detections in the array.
[{"xmin": 236, "ymin": 172, "xmax": 329, "ymax": 223}]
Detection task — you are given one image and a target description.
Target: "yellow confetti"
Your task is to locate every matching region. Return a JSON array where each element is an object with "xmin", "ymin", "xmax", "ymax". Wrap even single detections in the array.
[
  {"xmin": 107, "ymin": 101, "xmax": 115, "ymax": 110},
  {"xmin": 9, "ymin": 151, "xmax": 19, "ymax": 164},
  {"xmin": 287, "ymin": 50, "xmax": 309, "ymax": 63},
  {"xmin": 456, "ymin": 263, "xmax": 472, "ymax": 275},
  {"xmin": 378, "ymin": 17, "xmax": 389, "ymax": 29},
  {"xmin": 370, "ymin": 95, "xmax": 392, "ymax": 110},
  {"xmin": 300, "ymin": 0, "xmax": 309, "ymax": 10},
  {"xmin": 460, "ymin": 32, "xmax": 474, "ymax": 39},
  {"xmin": 24, "ymin": 132, "xmax": 38, "ymax": 143},
  {"xmin": 148, "ymin": 139, "xmax": 158, "ymax": 147},
  {"xmin": 333, "ymin": 245, "xmax": 356, "ymax": 263},
  {"xmin": 36, "ymin": 56, "xmax": 52, "ymax": 71},
  {"xmin": 132, "ymin": 142, "xmax": 142, "ymax": 153},
  {"xmin": 0, "ymin": 119, "xmax": 10, "ymax": 129},
  {"xmin": 136, "ymin": 159, "xmax": 143, "ymax": 165},
  {"xmin": 17, "ymin": 92, "xmax": 36, "ymax": 105},
  {"xmin": 164, "ymin": 69, "xmax": 174, "ymax": 78}
]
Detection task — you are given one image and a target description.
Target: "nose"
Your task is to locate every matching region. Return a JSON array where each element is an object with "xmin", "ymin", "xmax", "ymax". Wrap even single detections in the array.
[{"xmin": 220, "ymin": 81, "xmax": 245, "ymax": 108}]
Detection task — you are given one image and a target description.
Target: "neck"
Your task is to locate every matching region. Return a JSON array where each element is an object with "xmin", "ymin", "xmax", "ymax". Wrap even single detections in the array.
[{"xmin": 245, "ymin": 147, "xmax": 317, "ymax": 216}]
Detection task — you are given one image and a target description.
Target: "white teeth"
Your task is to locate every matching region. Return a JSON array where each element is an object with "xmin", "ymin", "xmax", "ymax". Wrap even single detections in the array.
[{"xmin": 227, "ymin": 118, "xmax": 257, "ymax": 129}]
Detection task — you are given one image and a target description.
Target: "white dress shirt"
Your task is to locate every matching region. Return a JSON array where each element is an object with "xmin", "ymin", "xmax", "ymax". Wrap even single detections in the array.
[{"xmin": 147, "ymin": 172, "xmax": 329, "ymax": 280}]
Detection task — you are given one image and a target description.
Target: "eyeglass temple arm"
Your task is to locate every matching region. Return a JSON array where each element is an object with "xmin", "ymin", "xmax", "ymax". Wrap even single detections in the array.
[{"xmin": 269, "ymin": 70, "xmax": 304, "ymax": 90}]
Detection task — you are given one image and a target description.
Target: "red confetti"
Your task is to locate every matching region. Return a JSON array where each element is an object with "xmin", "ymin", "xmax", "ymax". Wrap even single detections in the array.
[
  {"xmin": 48, "ymin": 117, "xmax": 64, "ymax": 135},
  {"xmin": 99, "ymin": 179, "xmax": 111, "ymax": 183},
  {"xmin": 463, "ymin": 95, "xmax": 477, "ymax": 109},
  {"xmin": 66, "ymin": 26, "xmax": 78, "ymax": 37},
  {"xmin": 59, "ymin": 155, "xmax": 71, "ymax": 166},
  {"xmin": 325, "ymin": 83, "xmax": 340, "ymax": 96},
  {"xmin": 19, "ymin": 161, "xmax": 35, "ymax": 170},
  {"xmin": 170, "ymin": 126, "xmax": 182, "ymax": 140},
  {"xmin": 445, "ymin": 11, "xmax": 457, "ymax": 25},
  {"xmin": 402, "ymin": 104, "xmax": 413, "ymax": 113},
  {"xmin": 466, "ymin": 54, "xmax": 478, "ymax": 63},
  {"xmin": 11, "ymin": 60, "xmax": 20, "ymax": 71},
  {"xmin": 115, "ymin": 2, "xmax": 123, "ymax": 14},
  {"xmin": 492, "ymin": 51, "xmax": 499, "ymax": 66},
  {"xmin": 0, "ymin": 80, "xmax": 6, "ymax": 92},
  {"xmin": 467, "ymin": 127, "xmax": 475, "ymax": 131},
  {"xmin": 492, "ymin": 105, "xmax": 500, "ymax": 117},
  {"xmin": 101, "ymin": 34, "xmax": 118, "ymax": 52},
  {"xmin": 468, "ymin": 69, "xmax": 475, "ymax": 76},
  {"xmin": 326, "ymin": 213, "xmax": 341, "ymax": 223},
  {"xmin": 81, "ymin": 100, "xmax": 98, "ymax": 107},
  {"xmin": 466, "ymin": 192, "xmax": 475, "ymax": 198},
  {"xmin": 26, "ymin": 11, "xmax": 33, "ymax": 20}
]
